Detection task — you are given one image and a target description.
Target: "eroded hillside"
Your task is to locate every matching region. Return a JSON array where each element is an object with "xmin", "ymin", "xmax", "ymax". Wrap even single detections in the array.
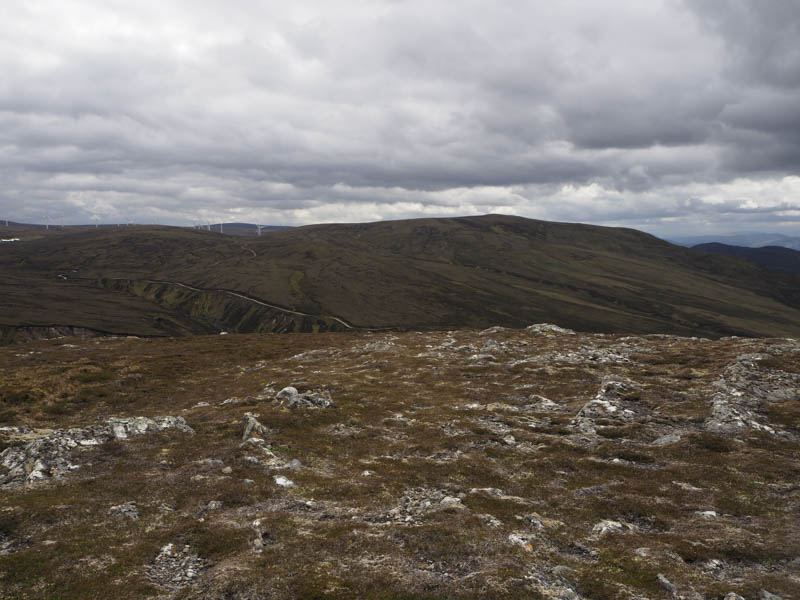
[{"xmin": 1, "ymin": 326, "xmax": 799, "ymax": 599}]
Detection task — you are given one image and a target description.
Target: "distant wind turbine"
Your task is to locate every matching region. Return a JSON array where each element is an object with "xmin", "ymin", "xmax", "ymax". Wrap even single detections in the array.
[{"xmin": 91, "ymin": 215, "xmax": 100, "ymax": 228}]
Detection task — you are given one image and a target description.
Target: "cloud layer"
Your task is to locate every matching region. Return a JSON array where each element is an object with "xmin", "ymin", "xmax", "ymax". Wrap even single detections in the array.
[{"xmin": 2, "ymin": 0, "xmax": 799, "ymax": 235}]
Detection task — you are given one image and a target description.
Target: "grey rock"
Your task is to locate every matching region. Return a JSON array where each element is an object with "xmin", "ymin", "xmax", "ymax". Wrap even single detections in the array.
[
  {"xmin": 657, "ymin": 573, "xmax": 678, "ymax": 596},
  {"xmin": 0, "ymin": 416, "xmax": 194, "ymax": 487},
  {"xmin": 108, "ymin": 501, "xmax": 139, "ymax": 521},
  {"xmin": 241, "ymin": 412, "xmax": 268, "ymax": 442},
  {"xmin": 759, "ymin": 592, "xmax": 783, "ymax": 600},
  {"xmin": 723, "ymin": 594, "xmax": 745, "ymax": 600},
  {"xmin": 527, "ymin": 323, "xmax": 575, "ymax": 335},
  {"xmin": 277, "ymin": 387, "xmax": 334, "ymax": 409},
  {"xmin": 275, "ymin": 386, "xmax": 298, "ymax": 401},
  {"xmin": 439, "ymin": 496, "xmax": 463, "ymax": 508},
  {"xmin": 705, "ymin": 355, "xmax": 800, "ymax": 434},
  {"xmin": 551, "ymin": 565, "xmax": 575, "ymax": 578},
  {"xmin": 652, "ymin": 431, "xmax": 684, "ymax": 446},
  {"xmin": 572, "ymin": 375, "xmax": 638, "ymax": 433}
]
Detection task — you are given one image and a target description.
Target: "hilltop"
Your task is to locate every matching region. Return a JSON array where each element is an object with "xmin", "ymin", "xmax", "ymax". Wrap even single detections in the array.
[
  {"xmin": 0, "ymin": 326, "xmax": 798, "ymax": 598},
  {"xmin": 3, "ymin": 214, "xmax": 800, "ymax": 341}
]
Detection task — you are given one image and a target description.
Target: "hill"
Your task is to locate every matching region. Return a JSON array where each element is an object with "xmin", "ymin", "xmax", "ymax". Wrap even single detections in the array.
[
  {"xmin": 3, "ymin": 214, "xmax": 800, "ymax": 341},
  {"xmin": 671, "ymin": 232, "xmax": 800, "ymax": 250},
  {"xmin": 1, "ymin": 327, "xmax": 798, "ymax": 598},
  {"xmin": 692, "ymin": 243, "xmax": 800, "ymax": 275}
]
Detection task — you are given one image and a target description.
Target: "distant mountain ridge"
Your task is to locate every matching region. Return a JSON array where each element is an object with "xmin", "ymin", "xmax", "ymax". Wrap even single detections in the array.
[
  {"xmin": 671, "ymin": 232, "xmax": 800, "ymax": 250},
  {"xmin": 692, "ymin": 243, "xmax": 800, "ymax": 275}
]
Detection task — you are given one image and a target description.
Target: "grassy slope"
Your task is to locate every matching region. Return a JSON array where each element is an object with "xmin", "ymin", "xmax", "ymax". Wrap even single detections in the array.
[{"xmin": 2, "ymin": 215, "xmax": 800, "ymax": 337}]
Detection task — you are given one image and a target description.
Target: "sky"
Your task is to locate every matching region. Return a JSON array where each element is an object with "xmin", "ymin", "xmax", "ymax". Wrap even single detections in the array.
[{"xmin": 1, "ymin": 0, "xmax": 799, "ymax": 236}]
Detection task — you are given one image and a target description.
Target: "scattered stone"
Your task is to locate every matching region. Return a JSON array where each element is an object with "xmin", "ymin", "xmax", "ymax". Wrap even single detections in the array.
[
  {"xmin": 705, "ymin": 354, "xmax": 800, "ymax": 434},
  {"xmin": 591, "ymin": 520, "xmax": 635, "ymax": 536},
  {"xmin": 694, "ymin": 510, "xmax": 717, "ymax": 519},
  {"xmin": 196, "ymin": 458, "xmax": 225, "ymax": 470},
  {"xmin": 0, "ymin": 532, "xmax": 29, "ymax": 556},
  {"xmin": 360, "ymin": 340, "xmax": 396, "ymax": 353},
  {"xmin": 108, "ymin": 501, "xmax": 139, "ymax": 521},
  {"xmin": 522, "ymin": 512, "xmax": 564, "ymax": 530},
  {"xmin": 759, "ymin": 591, "xmax": 783, "ymax": 600},
  {"xmin": 526, "ymin": 323, "xmax": 575, "ymax": 335},
  {"xmin": 525, "ymin": 395, "xmax": 563, "ymax": 412},
  {"xmin": 723, "ymin": 594, "xmax": 745, "ymax": 600},
  {"xmin": 146, "ymin": 543, "xmax": 206, "ymax": 591},
  {"xmin": 0, "ymin": 416, "xmax": 194, "ymax": 487},
  {"xmin": 701, "ymin": 559, "xmax": 724, "ymax": 572}
]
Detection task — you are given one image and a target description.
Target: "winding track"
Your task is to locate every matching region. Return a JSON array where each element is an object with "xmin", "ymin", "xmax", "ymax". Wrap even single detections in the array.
[{"xmin": 110, "ymin": 277, "xmax": 356, "ymax": 330}]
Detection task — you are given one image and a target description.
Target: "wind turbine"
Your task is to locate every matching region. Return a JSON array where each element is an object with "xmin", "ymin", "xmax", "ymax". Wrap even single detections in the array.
[{"xmin": 91, "ymin": 215, "xmax": 100, "ymax": 228}]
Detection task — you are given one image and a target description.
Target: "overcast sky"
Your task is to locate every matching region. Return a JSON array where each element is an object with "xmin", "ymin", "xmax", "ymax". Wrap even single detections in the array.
[{"xmin": 2, "ymin": 0, "xmax": 799, "ymax": 235}]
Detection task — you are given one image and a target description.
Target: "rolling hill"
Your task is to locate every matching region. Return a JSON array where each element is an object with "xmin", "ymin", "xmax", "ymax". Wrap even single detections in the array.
[
  {"xmin": 692, "ymin": 242, "xmax": 800, "ymax": 275},
  {"xmin": 3, "ymin": 214, "xmax": 800, "ymax": 341}
]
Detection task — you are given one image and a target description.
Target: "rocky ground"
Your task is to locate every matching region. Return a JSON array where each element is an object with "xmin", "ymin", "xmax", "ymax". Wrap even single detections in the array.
[{"xmin": 0, "ymin": 325, "xmax": 798, "ymax": 599}]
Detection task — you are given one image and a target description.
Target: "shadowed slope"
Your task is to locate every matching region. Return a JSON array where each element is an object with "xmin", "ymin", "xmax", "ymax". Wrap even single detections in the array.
[{"xmin": 693, "ymin": 243, "xmax": 800, "ymax": 275}]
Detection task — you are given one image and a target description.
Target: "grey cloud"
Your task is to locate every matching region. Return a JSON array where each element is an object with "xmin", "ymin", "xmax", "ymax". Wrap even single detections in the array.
[{"xmin": 0, "ymin": 1, "xmax": 798, "ymax": 235}]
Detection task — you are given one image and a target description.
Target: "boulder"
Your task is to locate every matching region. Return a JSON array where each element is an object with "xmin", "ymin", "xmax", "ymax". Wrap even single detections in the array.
[{"xmin": 276, "ymin": 386, "xmax": 334, "ymax": 409}]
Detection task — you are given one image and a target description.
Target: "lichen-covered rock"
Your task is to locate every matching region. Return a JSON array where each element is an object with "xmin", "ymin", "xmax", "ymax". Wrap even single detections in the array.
[
  {"xmin": 571, "ymin": 375, "xmax": 638, "ymax": 433},
  {"xmin": 241, "ymin": 412, "xmax": 268, "ymax": 441},
  {"xmin": 0, "ymin": 416, "xmax": 194, "ymax": 487},
  {"xmin": 704, "ymin": 354, "xmax": 800, "ymax": 434}
]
